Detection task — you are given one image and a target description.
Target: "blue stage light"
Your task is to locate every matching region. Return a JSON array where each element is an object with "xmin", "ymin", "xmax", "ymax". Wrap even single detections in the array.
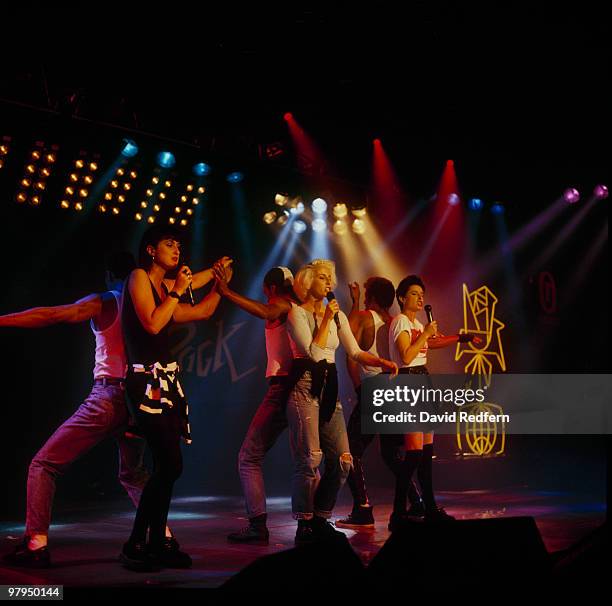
[
  {"xmin": 121, "ymin": 139, "xmax": 139, "ymax": 158},
  {"xmin": 311, "ymin": 198, "xmax": 328, "ymax": 214},
  {"xmin": 157, "ymin": 151, "xmax": 176, "ymax": 168},
  {"xmin": 468, "ymin": 198, "xmax": 483, "ymax": 210},
  {"xmin": 312, "ymin": 218, "xmax": 327, "ymax": 232},
  {"xmin": 226, "ymin": 171, "xmax": 244, "ymax": 183},
  {"xmin": 293, "ymin": 220, "xmax": 307, "ymax": 234},
  {"xmin": 193, "ymin": 162, "xmax": 211, "ymax": 176},
  {"xmin": 490, "ymin": 202, "xmax": 505, "ymax": 215}
]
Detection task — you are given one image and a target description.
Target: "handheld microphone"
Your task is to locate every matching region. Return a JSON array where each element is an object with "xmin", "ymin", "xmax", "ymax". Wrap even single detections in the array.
[
  {"xmin": 180, "ymin": 257, "xmax": 195, "ymax": 306},
  {"xmin": 424, "ymin": 304, "xmax": 435, "ymax": 337},
  {"xmin": 326, "ymin": 291, "xmax": 341, "ymax": 330}
]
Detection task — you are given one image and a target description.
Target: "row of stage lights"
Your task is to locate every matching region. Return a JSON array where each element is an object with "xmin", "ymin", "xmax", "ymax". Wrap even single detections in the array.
[
  {"xmin": 263, "ymin": 194, "xmax": 368, "ymax": 235},
  {"xmin": 121, "ymin": 139, "xmax": 244, "ymax": 183}
]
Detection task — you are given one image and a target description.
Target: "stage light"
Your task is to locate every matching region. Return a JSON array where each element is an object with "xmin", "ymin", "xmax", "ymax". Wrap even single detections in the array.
[
  {"xmin": 74, "ymin": 202, "xmax": 83, "ymax": 211},
  {"xmin": 333, "ymin": 220, "xmax": 348, "ymax": 235},
  {"xmin": 448, "ymin": 193, "xmax": 460, "ymax": 206},
  {"xmin": 117, "ymin": 194, "xmax": 125, "ymax": 203},
  {"xmin": 311, "ymin": 198, "xmax": 327, "ymax": 214},
  {"xmin": 111, "ymin": 180, "xmax": 119, "ymax": 189},
  {"xmin": 26, "ymin": 165, "xmax": 35, "ymax": 174},
  {"xmin": 70, "ymin": 173, "xmax": 78, "ymax": 182},
  {"xmin": 180, "ymin": 219, "xmax": 188, "ymax": 227},
  {"xmin": 165, "ymin": 180, "xmax": 172, "ymax": 188},
  {"xmin": 105, "ymin": 193, "xmax": 113, "ymax": 201},
  {"xmin": 351, "ymin": 205, "xmax": 367, "ymax": 218},
  {"xmin": 563, "ymin": 188, "xmax": 580, "ymax": 204},
  {"xmin": 129, "ymin": 170, "xmax": 137, "ymax": 179},
  {"xmin": 60, "ymin": 200, "xmax": 70, "ymax": 209},
  {"xmin": 84, "ymin": 175, "xmax": 93, "ymax": 185},
  {"xmin": 169, "ymin": 217, "xmax": 176, "ymax": 224},
  {"xmin": 135, "ymin": 213, "xmax": 142, "ymax": 221},
  {"xmin": 312, "ymin": 218, "xmax": 327, "ymax": 232},
  {"xmin": 112, "ymin": 207, "xmax": 119, "ymax": 215},
  {"xmin": 79, "ymin": 189, "xmax": 88, "ymax": 198},
  {"xmin": 293, "ymin": 220, "xmax": 307, "ymax": 234},
  {"xmin": 31, "ymin": 150, "xmax": 41, "ymax": 160},
  {"xmin": 30, "ymin": 196, "xmax": 41, "ymax": 206},
  {"xmin": 192, "ymin": 198, "xmax": 199, "ymax": 205},
  {"xmin": 594, "ymin": 184, "xmax": 608, "ymax": 200},
  {"xmin": 174, "ymin": 206, "xmax": 181, "ymax": 214},
  {"xmin": 121, "ymin": 139, "xmax": 139, "ymax": 158},
  {"xmin": 147, "ymin": 216, "xmax": 155, "ymax": 224},
  {"xmin": 41, "ymin": 167, "xmax": 51, "ymax": 177},
  {"xmin": 226, "ymin": 171, "xmax": 244, "ymax": 183},
  {"xmin": 352, "ymin": 218, "xmax": 366, "ymax": 234},
  {"xmin": 193, "ymin": 162, "xmax": 211, "ymax": 176},
  {"xmin": 153, "ymin": 204, "xmax": 161, "ymax": 212},
  {"xmin": 157, "ymin": 151, "xmax": 176, "ymax": 168},
  {"xmin": 65, "ymin": 186, "xmax": 74, "ymax": 195},
  {"xmin": 263, "ymin": 211, "xmax": 277, "ymax": 224},
  {"xmin": 277, "ymin": 212, "xmax": 289, "ymax": 226},
  {"xmin": 123, "ymin": 182, "xmax": 132, "ymax": 191},
  {"xmin": 146, "ymin": 188, "xmax": 153, "ymax": 197},
  {"xmin": 490, "ymin": 202, "xmax": 505, "ymax": 215},
  {"xmin": 469, "ymin": 198, "xmax": 483, "ymax": 210},
  {"xmin": 99, "ymin": 204, "xmax": 107, "ymax": 213},
  {"xmin": 45, "ymin": 153, "xmax": 56, "ymax": 164},
  {"xmin": 197, "ymin": 186, "xmax": 205, "ymax": 194},
  {"xmin": 152, "ymin": 176, "xmax": 160, "ymax": 185},
  {"xmin": 186, "ymin": 184, "xmax": 193, "ymax": 191},
  {"xmin": 275, "ymin": 193, "xmax": 289, "ymax": 206},
  {"xmin": 90, "ymin": 163, "xmax": 98, "ymax": 172},
  {"xmin": 21, "ymin": 178, "xmax": 31, "ymax": 188},
  {"xmin": 16, "ymin": 192, "xmax": 27, "ymax": 204},
  {"xmin": 76, "ymin": 159, "xmax": 85, "ymax": 169},
  {"xmin": 140, "ymin": 201, "xmax": 148, "ymax": 208},
  {"xmin": 186, "ymin": 208, "xmax": 193, "ymax": 216},
  {"xmin": 289, "ymin": 200, "xmax": 305, "ymax": 215},
  {"xmin": 284, "ymin": 112, "xmax": 293, "ymax": 121},
  {"xmin": 333, "ymin": 203, "xmax": 348, "ymax": 219},
  {"xmin": 35, "ymin": 181, "xmax": 46, "ymax": 191},
  {"xmin": 159, "ymin": 192, "xmax": 167, "ymax": 200}
]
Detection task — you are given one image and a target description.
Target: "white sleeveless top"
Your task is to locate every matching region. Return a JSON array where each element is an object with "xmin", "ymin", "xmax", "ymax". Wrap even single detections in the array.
[
  {"xmin": 91, "ymin": 290, "xmax": 127, "ymax": 379},
  {"xmin": 360, "ymin": 310, "xmax": 390, "ymax": 379},
  {"xmin": 264, "ymin": 303, "xmax": 294, "ymax": 377}
]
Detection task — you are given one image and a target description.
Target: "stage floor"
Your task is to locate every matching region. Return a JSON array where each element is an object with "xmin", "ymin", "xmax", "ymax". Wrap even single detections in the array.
[{"xmin": 0, "ymin": 488, "xmax": 605, "ymax": 589}]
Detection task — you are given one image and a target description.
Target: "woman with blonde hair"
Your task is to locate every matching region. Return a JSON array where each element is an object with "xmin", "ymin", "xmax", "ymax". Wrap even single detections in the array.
[{"xmin": 286, "ymin": 259, "xmax": 398, "ymax": 544}]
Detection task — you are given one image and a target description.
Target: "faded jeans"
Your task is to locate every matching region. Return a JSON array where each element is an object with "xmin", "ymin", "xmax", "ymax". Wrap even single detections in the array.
[
  {"xmin": 26, "ymin": 383, "xmax": 149, "ymax": 536},
  {"xmin": 238, "ymin": 377, "xmax": 290, "ymax": 518},
  {"xmin": 286, "ymin": 371, "xmax": 352, "ymax": 520}
]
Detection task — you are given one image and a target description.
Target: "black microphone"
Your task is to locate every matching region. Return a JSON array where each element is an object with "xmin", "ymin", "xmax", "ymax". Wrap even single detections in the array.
[
  {"xmin": 326, "ymin": 291, "xmax": 341, "ymax": 330},
  {"xmin": 424, "ymin": 304, "xmax": 435, "ymax": 337},
  {"xmin": 179, "ymin": 257, "xmax": 195, "ymax": 306}
]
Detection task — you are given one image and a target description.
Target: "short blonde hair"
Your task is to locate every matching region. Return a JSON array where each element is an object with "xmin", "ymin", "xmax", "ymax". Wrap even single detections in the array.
[{"xmin": 293, "ymin": 259, "xmax": 337, "ymax": 302}]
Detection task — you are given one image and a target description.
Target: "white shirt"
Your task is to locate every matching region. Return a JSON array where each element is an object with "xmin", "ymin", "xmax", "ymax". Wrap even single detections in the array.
[
  {"xmin": 389, "ymin": 313, "xmax": 428, "ymax": 368},
  {"xmin": 287, "ymin": 306, "xmax": 362, "ymax": 363},
  {"xmin": 264, "ymin": 307, "xmax": 294, "ymax": 378},
  {"xmin": 360, "ymin": 310, "xmax": 390, "ymax": 379},
  {"xmin": 91, "ymin": 290, "xmax": 127, "ymax": 379}
]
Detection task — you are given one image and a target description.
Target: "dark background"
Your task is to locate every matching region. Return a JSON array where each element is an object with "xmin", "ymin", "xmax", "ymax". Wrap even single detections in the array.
[{"xmin": 0, "ymin": 5, "xmax": 608, "ymax": 518}]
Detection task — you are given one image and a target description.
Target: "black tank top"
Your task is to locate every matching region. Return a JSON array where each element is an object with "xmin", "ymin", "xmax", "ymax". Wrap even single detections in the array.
[{"xmin": 122, "ymin": 274, "xmax": 174, "ymax": 365}]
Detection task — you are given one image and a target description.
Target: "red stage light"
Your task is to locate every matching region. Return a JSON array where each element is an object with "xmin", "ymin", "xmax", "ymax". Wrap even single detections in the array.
[{"xmin": 283, "ymin": 112, "xmax": 293, "ymax": 121}]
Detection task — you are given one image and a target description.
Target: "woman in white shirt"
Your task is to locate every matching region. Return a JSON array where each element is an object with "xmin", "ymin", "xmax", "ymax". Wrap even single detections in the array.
[{"xmin": 286, "ymin": 259, "xmax": 397, "ymax": 545}]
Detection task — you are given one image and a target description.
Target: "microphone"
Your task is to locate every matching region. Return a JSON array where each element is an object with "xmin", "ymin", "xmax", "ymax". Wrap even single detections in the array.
[
  {"xmin": 424, "ymin": 304, "xmax": 436, "ymax": 337},
  {"xmin": 180, "ymin": 257, "xmax": 195, "ymax": 306},
  {"xmin": 326, "ymin": 291, "xmax": 341, "ymax": 330}
]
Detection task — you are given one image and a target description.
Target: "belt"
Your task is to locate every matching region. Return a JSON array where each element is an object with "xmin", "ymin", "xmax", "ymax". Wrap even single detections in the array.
[{"xmin": 94, "ymin": 377, "xmax": 125, "ymax": 386}]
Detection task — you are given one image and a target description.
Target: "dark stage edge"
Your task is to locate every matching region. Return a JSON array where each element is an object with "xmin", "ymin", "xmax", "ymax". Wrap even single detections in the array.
[{"xmin": 0, "ymin": 489, "xmax": 605, "ymax": 589}]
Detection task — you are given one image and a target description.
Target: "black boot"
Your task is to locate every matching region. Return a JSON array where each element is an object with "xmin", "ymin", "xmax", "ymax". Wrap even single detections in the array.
[
  {"xmin": 3, "ymin": 537, "xmax": 50, "ymax": 569},
  {"xmin": 295, "ymin": 519, "xmax": 316, "ymax": 546},
  {"xmin": 119, "ymin": 540, "xmax": 160, "ymax": 572},
  {"xmin": 150, "ymin": 537, "xmax": 192, "ymax": 568},
  {"xmin": 227, "ymin": 514, "xmax": 270, "ymax": 545},
  {"xmin": 336, "ymin": 504, "xmax": 375, "ymax": 529}
]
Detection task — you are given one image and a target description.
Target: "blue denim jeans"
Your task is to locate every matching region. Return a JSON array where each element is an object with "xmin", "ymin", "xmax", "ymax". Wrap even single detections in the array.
[
  {"xmin": 26, "ymin": 384, "xmax": 149, "ymax": 535},
  {"xmin": 238, "ymin": 378, "xmax": 290, "ymax": 518},
  {"xmin": 286, "ymin": 371, "xmax": 352, "ymax": 520}
]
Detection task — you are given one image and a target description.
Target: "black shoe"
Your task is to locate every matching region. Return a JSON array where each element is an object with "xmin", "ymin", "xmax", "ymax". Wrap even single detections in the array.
[
  {"xmin": 311, "ymin": 516, "xmax": 346, "ymax": 541},
  {"xmin": 227, "ymin": 524, "xmax": 270, "ymax": 545},
  {"xmin": 119, "ymin": 541, "xmax": 160, "ymax": 572},
  {"xmin": 295, "ymin": 522, "xmax": 317, "ymax": 546},
  {"xmin": 150, "ymin": 537, "xmax": 192, "ymax": 569},
  {"xmin": 335, "ymin": 505, "xmax": 375, "ymax": 529},
  {"xmin": 3, "ymin": 538, "xmax": 50, "ymax": 569},
  {"xmin": 424, "ymin": 506, "xmax": 456, "ymax": 522},
  {"xmin": 405, "ymin": 500, "xmax": 426, "ymax": 518}
]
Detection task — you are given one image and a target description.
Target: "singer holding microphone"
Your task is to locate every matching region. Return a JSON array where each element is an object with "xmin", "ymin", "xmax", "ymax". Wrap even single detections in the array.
[
  {"xmin": 119, "ymin": 225, "xmax": 230, "ymax": 571},
  {"xmin": 385, "ymin": 275, "xmax": 479, "ymax": 529},
  {"xmin": 286, "ymin": 259, "xmax": 398, "ymax": 545}
]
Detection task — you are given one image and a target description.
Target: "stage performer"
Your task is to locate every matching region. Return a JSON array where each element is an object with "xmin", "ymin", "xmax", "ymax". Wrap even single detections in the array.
[
  {"xmin": 119, "ymin": 225, "xmax": 231, "ymax": 571},
  {"xmin": 337, "ymin": 278, "xmax": 424, "ymax": 529},
  {"xmin": 286, "ymin": 259, "xmax": 398, "ymax": 545},
  {"xmin": 384, "ymin": 275, "xmax": 479, "ymax": 530},
  {"xmin": 214, "ymin": 265, "xmax": 301, "ymax": 545},
  {"xmin": 1, "ymin": 252, "xmax": 154, "ymax": 569}
]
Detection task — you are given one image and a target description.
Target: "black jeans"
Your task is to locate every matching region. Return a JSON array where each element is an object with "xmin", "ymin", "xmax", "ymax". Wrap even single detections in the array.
[
  {"xmin": 345, "ymin": 391, "xmax": 375, "ymax": 506},
  {"xmin": 128, "ymin": 403, "xmax": 183, "ymax": 547}
]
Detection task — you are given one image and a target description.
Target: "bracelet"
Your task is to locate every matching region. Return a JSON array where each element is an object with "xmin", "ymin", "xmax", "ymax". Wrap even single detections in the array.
[{"xmin": 168, "ymin": 291, "xmax": 181, "ymax": 300}]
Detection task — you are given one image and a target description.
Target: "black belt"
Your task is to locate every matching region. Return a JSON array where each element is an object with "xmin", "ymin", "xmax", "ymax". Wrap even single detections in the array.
[{"xmin": 94, "ymin": 377, "xmax": 125, "ymax": 386}]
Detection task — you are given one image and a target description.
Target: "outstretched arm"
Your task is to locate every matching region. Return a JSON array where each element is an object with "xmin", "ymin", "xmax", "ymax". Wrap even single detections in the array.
[
  {"xmin": 428, "ymin": 333, "xmax": 481, "ymax": 349},
  {"xmin": 186, "ymin": 256, "xmax": 233, "ymax": 291},
  {"xmin": 0, "ymin": 294, "xmax": 102, "ymax": 328}
]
